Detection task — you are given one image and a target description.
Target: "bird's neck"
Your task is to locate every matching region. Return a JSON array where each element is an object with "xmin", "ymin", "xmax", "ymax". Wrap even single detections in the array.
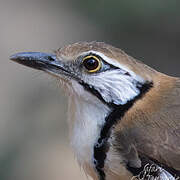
[{"xmin": 67, "ymin": 95, "xmax": 110, "ymax": 172}]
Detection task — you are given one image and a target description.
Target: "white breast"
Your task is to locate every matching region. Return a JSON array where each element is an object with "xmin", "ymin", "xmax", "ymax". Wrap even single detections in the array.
[{"xmin": 67, "ymin": 94, "xmax": 110, "ymax": 169}]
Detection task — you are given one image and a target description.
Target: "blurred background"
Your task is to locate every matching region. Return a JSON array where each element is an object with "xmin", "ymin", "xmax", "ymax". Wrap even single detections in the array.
[{"xmin": 1, "ymin": 0, "xmax": 180, "ymax": 179}]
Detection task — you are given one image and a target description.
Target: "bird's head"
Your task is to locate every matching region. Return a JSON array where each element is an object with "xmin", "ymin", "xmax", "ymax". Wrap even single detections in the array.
[
  {"xmin": 10, "ymin": 42, "xmax": 157, "ymax": 179},
  {"xmin": 10, "ymin": 42, "xmax": 178, "ymax": 180},
  {"xmin": 10, "ymin": 42, "xmax": 154, "ymax": 108}
]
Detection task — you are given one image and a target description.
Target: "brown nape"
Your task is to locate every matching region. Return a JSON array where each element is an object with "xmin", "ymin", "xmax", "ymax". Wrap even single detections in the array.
[
  {"xmin": 121, "ymin": 73, "xmax": 177, "ymax": 126},
  {"xmin": 113, "ymin": 73, "xmax": 177, "ymax": 141},
  {"xmin": 112, "ymin": 73, "xmax": 179, "ymax": 177}
]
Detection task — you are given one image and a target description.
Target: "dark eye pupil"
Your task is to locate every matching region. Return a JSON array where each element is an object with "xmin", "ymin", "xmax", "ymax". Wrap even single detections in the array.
[{"xmin": 83, "ymin": 58, "xmax": 98, "ymax": 70}]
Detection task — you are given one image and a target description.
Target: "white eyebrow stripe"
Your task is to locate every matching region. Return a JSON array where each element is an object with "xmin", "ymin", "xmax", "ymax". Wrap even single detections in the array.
[
  {"xmin": 81, "ymin": 50, "xmax": 145, "ymax": 83},
  {"xmin": 81, "ymin": 50, "xmax": 126, "ymax": 69}
]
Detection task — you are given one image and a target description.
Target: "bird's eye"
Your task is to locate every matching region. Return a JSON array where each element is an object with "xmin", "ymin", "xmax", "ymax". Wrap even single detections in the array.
[{"xmin": 82, "ymin": 55, "xmax": 101, "ymax": 73}]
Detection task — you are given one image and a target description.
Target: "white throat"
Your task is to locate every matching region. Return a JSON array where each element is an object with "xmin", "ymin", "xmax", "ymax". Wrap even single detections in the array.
[{"xmin": 67, "ymin": 94, "xmax": 110, "ymax": 168}]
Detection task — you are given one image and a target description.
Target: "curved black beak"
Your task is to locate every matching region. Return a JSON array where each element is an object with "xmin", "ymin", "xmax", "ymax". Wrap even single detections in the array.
[{"xmin": 10, "ymin": 52, "xmax": 70, "ymax": 76}]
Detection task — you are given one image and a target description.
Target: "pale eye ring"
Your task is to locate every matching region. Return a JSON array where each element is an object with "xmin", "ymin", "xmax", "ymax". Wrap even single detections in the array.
[{"xmin": 82, "ymin": 55, "xmax": 101, "ymax": 72}]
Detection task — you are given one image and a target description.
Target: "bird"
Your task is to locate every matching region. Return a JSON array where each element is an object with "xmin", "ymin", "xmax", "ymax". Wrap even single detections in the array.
[{"xmin": 10, "ymin": 42, "xmax": 180, "ymax": 180}]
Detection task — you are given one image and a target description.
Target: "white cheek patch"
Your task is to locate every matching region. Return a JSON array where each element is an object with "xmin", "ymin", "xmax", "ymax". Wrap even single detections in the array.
[
  {"xmin": 84, "ymin": 69, "xmax": 145, "ymax": 105},
  {"xmin": 80, "ymin": 51, "xmax": 145, "ymax": 105}
]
